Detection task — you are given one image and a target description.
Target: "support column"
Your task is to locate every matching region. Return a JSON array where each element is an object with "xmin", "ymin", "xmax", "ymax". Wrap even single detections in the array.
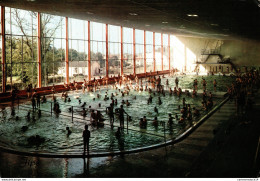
[
  {"xmin": 88, "ymin": 21, "xmax": 91, "ymax": 80},
  {"xmin": 144, "ymin": 30, "xmax": 146, "ymax": 73},
  {"xmin": 1, "ymin": 7, "xmax": 6, "ymax": 92},
  {"xmin": 133, "ymin": 28, "xmax": 136, "ymax": 75},
  {"xmin": 120, "ymin": 26, "xmax": 123, "ymax": 76},
  {"xmin": 161, "ymin": 33, "xmax": 163, "ymax": 71},
  {"xmin": 37, "ymin": 12, "xmax": 42, "ymax": 88},
  {"xmin": 106, "ymin": 24, "xmax": 108, "ymax": 77},
  {"xmin": 168, "ymin": 34, "xmax": 170, "ymax": 70},
  {"xmin": 153, "ymin": 32, "xmax": 155, "ymax": 72},
  {"xmin": 65, "ymin": 17, "xmax": 69, "ymax": 84}
]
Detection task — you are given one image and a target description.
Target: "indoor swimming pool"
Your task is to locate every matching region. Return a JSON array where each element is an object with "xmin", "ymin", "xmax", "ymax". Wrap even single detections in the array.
[{"xmin": 0, "ymin": 75, "xmax": 235, "ymax": 156}]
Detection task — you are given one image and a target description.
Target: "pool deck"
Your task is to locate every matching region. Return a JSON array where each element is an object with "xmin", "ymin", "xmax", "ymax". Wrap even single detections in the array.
[{"xmin": 0, "ymin": 89, "xmax": 260, "ymax": 177}]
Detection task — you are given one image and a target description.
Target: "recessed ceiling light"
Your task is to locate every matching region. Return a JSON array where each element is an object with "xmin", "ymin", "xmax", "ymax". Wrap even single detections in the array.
[
  {"xmin": 27, "ymin": 0, "xmax": 36, "ymax": 1},
  {"xmin": 145, "ymin": 24, "xmax": 150, "ymax": 27},
  {"xmin": 187, "ymin": 14, "xmax": 198, "ymax": 17},
  {"xmin": 162, "ymin": 22, "xmax": 168, "ymax": 24},
  {"xmin": 129, "ymin": 13, "xmax": 138, "ymax": 16},
  {"xmin": 87, "ymin": 12, "xmax": 94, "ymax": 15},
  {"xmin": 211, "ymin": 24, "xmax": 219, "ymax": 26}
]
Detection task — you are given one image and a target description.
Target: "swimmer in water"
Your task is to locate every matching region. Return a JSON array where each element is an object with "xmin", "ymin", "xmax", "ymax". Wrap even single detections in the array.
[
  {"xmin": 154, "ymin": 107, "xmax": 158, "ymax": 114},
  {"xmin": 158, "ymin": 97, "xmax": 162, "ymax": 105},
  {"xmin": 82, "ymin": 108, "xmax": 87, "ymax": 117},
  {"xmin": 148, "ymin": 95, "xmax": 153, "ymax": 104},
  {"xmin": 38, "ymin": 109, "xmax": 41, "ymax": 117},
  {"xmin": 11, "ymin": 107, "xmax": 15, "ymax": 117},
  {"xmin": 81, "ymin": 102, "xmax": 86, "ymax": 107},
  {"xmin": 66, "ymin": 127, "xmax": 72, "ymax": 136},
  {"xmin": 168, "ymin": 113, "xmax": 173, "ymax": 126},
  {"xmin": 175, "ymin": 113, "xmax": 178, "ymax": 120},
  {"xmin": 126, "ymin": 100, "xmax": 131, "ymax": 106},
  {"xmin": 26, "ymin": 111, "xmax": 31, "ymax": 121},
  {"xmin": 153, "ymin": 117, "xmax": 158, "ymax": 127}
]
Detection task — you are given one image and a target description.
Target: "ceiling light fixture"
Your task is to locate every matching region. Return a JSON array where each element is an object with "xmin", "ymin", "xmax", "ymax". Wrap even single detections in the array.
[
  {"xmin": 211, "ymin": 24, "xmax": 219, "ymax": 26},
  {"xmin": 162, "ymin": 22, "xmax": 168, "ymax": 24},
  {"xmin": 145, "ymin": 24, "xmax": 150, "ymax": 27},
  {"xmin": 129, "ymin": 13, "xmax": 138, "ymax": 16},
  {"xmin": 187, "ymin": 14, "xmax": 198, "ymax": 17},
  {"xmin": 27, "ymin": 0, "xmax": 36, "ymax": 1},
  {"xmin": 87, "ymin": 12, "xmax": 94, "ymax": 15}
]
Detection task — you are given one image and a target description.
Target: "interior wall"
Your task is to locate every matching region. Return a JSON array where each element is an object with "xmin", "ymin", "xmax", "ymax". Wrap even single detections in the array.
[
  {"xmin": 220, "ymin": 40, "xmax": 260, "ymax": 67},
  {"xmin": 176, "ymin": 36, "xmax": 260, "ymax": 68},
  {"xmin": 175, "ymin": 36, "xmax": 221, "ymax": 62}
]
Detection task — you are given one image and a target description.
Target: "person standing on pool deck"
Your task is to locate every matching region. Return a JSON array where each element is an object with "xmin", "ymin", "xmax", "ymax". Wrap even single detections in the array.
[
  {"xmin": 175, "ymin": 77, "xmax": 179, "ymax": 88},
  {"xmin": 83, "ymin": 125, "xmax": 90, "ymax": 155},
  {"xmin": 202, "ymin": 78, "xmax": 207, "ymax": 91},
  {"xmin": 31, "ymin": 97, "xmax": 36, "ymax": 111},
  {"xmin": 213, "ymin": 79, "xmax": 217, "ymax": 92}
]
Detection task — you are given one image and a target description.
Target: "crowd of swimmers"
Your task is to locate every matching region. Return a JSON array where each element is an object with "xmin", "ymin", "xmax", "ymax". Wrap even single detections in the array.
[{"xmin": 2, "ymin": 68, "xmax": 260, "ymax": 151}]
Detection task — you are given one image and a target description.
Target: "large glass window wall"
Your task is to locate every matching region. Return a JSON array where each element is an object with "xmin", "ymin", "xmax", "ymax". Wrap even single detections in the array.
[
  {"xmin": 41, "ymin": 13, "xmax": 66, "ymax": 86},
  {"xmin": 135, "ymin": 29, "xmax": 144, "ymax": 74},
  {"xmin": 155, "ymin": 33, "xmax": 161, "ymax": 71},
  {"xmin": 68, "ymin": 18, "xmax": 88, "ymax": 82},
  {"xmin": 145, "ymin": 31, "xmax": 154, "ymax": 72},
  {"xmin": 123, "ymin": 27, "xmax": 133, "ymax": 75},
  {"xmin": 1, "ymin": 6, "xmax": 175, "ymax": 93},
  {"xmin": 5, "ymin": 7, "xmax": 38, "ymax": 91},
  {"xmin": 163, "ymin": 34, "xmax": 169, "ymax": 71},
  {"xmin": 108, "ymin": 25, "xmax": 121, "ymax": 77},
  {"xmin": 90, "ymin": 22, "xmax": 106, "ymax": 79}
]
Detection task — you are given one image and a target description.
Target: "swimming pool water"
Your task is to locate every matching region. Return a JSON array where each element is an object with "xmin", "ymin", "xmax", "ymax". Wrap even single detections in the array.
[{"xmin": 0, "ymin": 75, "xmax": 232, "ymax": 155}]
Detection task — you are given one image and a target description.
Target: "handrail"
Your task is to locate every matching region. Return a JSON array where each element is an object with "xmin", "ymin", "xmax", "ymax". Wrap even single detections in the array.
[{"xmin": 16, "ymin": 103, "xmax": 165, "ymax": 139}]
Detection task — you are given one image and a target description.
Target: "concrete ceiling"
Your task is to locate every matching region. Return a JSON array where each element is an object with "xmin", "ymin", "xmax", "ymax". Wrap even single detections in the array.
[{"xmin": 1, "ymin": 0, "xmax": 260, "ymax": 41}]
